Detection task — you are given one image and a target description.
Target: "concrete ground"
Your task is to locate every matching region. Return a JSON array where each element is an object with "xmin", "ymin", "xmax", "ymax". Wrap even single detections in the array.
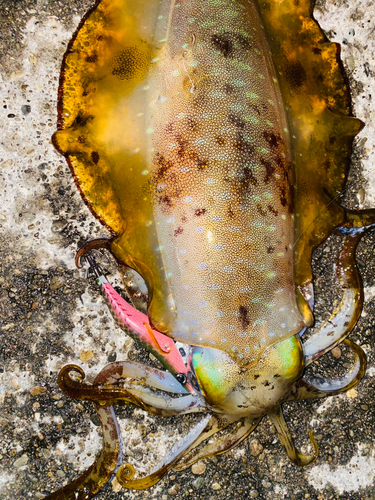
[{"xmin": 0, "ymin": 0, "xmax": 374, "ymax": 499}]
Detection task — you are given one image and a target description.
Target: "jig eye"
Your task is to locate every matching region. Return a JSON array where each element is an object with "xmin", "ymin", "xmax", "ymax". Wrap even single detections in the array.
[{"xmin": 176, "ymin": 373, "xmax": 187, "ymax": 385}]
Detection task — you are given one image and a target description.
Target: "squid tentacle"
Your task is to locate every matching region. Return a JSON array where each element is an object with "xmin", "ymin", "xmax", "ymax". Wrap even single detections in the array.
[
  {"xmin": 117, "ymin": 413, "xmax": 258, "ymax": 489},
  {"xmin": 45, "ymin": 362, "xmax": 125, "ymax": 499},
  {"xmin": 48, "ymin": 357, "xmax": 209, "ymax": 498},
  {"xmin": 303, "ymin": 233, "xmax": 363, "ymax": 365},
  {"xmin": 268, "ymin": 405, "xmax": 318, "ymax": 466},
  {"xmin": 289, "ymin": 339, "xmax": 367, "ymax": 401},
  {"xmin": 117, "ymin": 414, "xmax": 212, "ymax": 490},
  {"xmin": 339, "ymin": 208, "xmax": 375, "ymax": 233},
  {"xmin": 173, "ymin": 415, "xmax": 262, "ymax": 471},
  {"xmin": 45, "ymin": 405, "xmax": 122, "ymax": 500},
  {"xmin": 58, "ymin": 364, "xmax": 206, "ymax": 416},
  {"xmin": 59, "ymin": 361, "xmax": 189, "ymax": 395}
]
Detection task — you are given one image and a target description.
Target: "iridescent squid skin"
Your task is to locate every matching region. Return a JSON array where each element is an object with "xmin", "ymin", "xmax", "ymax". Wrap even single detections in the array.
[{"xmin": 46, "ymin": 0, "xmax": 374, "ymax": 498}]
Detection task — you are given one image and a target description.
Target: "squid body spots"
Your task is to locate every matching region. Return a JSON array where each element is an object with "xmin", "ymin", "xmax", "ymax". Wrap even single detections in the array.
[
  {"xmin": 237, "ymin": 331, "xmax": 247, "ymax": 338},
  {"xmin": 223, "ymin": 265, "xmax": 234, "ymax": 273},
  {"xmin": 218, "ymin": 192, "xmax": 231, "ymax": 200},
  {"xmin": 208, "ymin": 90, "xmax": 226, "ymax": 99},
  {"xmin": 253, "ymin": 318, "xmax": 264, "ymax": 326},
  {"xmin": 232, "ymin": 79, "xmax": 245, "ymax": 87},
  {"xmin": 197, "ymin": 262, "xmax": 209, "ymax": 270},
  {"xmin": 212, "ymin": 243, "xmax": 225, "ymax": 250},
  {"xmin": 194, "ymin": 138, "xmax": 206, "ymax": 146},
  {"xmin": 229, "ymin": 103, "xmax": 245, "ymax": 112}
]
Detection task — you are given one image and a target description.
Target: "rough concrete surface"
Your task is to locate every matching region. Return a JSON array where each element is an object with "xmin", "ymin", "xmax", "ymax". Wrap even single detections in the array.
[{"xmin": 0, "ymin": 0, "xmax": 374, "ymax": 499}]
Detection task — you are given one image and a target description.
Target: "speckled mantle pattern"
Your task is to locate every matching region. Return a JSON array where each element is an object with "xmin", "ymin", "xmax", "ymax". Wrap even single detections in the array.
[{"xmin": 0, "ymin": 1, "xmax": 374, "ymax": 499}]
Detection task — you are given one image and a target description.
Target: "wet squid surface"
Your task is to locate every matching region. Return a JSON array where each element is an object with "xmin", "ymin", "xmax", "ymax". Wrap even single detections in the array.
[{"xmin": 39, "ymin": 0, "xmax": 375, "ymax": 497}]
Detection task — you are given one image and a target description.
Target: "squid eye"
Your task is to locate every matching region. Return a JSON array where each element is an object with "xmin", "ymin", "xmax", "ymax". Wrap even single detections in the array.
[
  {"xmin": 176, "ymin": 373, "xmax": 187, "ymax": 385},
  {"xmin": 188, "ymin": 371, "xmax": 201, "ymax": 393}
]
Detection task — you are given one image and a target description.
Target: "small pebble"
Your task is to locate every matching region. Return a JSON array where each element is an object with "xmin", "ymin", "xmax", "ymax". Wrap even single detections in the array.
[
  {"xmin": 361, "ymin": 404, "xmax": 369, "ymax": 411},
  {"xmin": 356, "ymin": 188, "xmax": 365, "ymax": 205},
  {"xmin": 331, "ymin": 347, "xmax": 341, "ymax": 359},
  {"xmin": 168, "ymin": 484, "xmax": 179, "ymax": 495},
  {"xmin": 108, "ymin": 352, "xmax": 117, "ymax": 362},
  {"xmin": 138, "ymin": 423, "xmax": 147, "ymax": 437},
  {"xmin": 0, "ymin": 417, "xmax": 9, "ymax": 426},
  {"xmin": 211, "ymin": 482, "xmax": 221, "ymax": 490},
  {"xmin": 80, "ymin": 349, "xmax": 94, "ymax": 362},
  {"xmin": 191, "ymin": 461, "xmax": 206, "ymax": 475},
  {"xmin": 346, "ymin": 388, "xmax": 358, "ymax": 399},
  {"xmin": 30, "ymin": 386, "xmax": 46, "ymax": 396},
  {"xmin": 133, "ymin": 448, "xmax": 143, "ymax": 461},
  {"xmin": 249, "ymin": 490, "xmax": 259, "ymax": 498},
  {"xmin": 250, "ymin": 439, "xmax": 264, "ymax": 457},
  {"xmin": 21, "ymin": 104, "xmax": 31, "ymax": 115},
  {"xmin": 11, "ymin": 379, "xmax": 20, "ymax": 390},
  {"xmin": 193, "ymin": 477, "xmax": 204, "ymax": 490},
  {"xmin": 50, "ymin": 275, "xmax": 66, "ymax": 291},
  {"xmin": 13, "ymin": 454, "xmax": 29, "ymax": 468}
]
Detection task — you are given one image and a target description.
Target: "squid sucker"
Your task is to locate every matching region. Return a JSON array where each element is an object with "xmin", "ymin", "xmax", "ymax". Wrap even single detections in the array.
[{"xmin": 45, "ymin": 0, "xmax": 374, "ymax": 498}]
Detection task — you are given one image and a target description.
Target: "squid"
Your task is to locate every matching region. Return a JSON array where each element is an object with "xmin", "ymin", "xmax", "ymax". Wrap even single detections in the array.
[{"xmin": 45, "ymin": 0, "xmax": 374, "ymax": 497}]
